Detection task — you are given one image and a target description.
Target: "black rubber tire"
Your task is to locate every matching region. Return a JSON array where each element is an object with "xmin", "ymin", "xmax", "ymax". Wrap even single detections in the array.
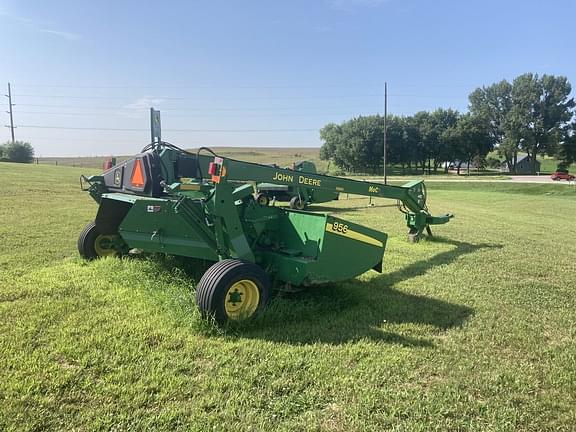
[
  {"xmin": 77, "ymin": 221, "xmax": 121, "ymax": 260},
  {"xmin": 196, "ymin": 259, "xmax": 271, "ymax": 323},
  {"xmin": 289, "ymin": 196, "xmax": 306, "ymax": 210},
  {"xmin": 78, "ymin": 221, "xmax": 100, "ymax": 260},
  {"xmin": 255, "ymin": 192, "xmax": 270, "ymax": 206}
]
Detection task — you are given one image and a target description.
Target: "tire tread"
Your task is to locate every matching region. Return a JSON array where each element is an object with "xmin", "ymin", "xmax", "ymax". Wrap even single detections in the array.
[{"xmin": 196, "ymin": 259, "xmax": 270, "ymax": 323}]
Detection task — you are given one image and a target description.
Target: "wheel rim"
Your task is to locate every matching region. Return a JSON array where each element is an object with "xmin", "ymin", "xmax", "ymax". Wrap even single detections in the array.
[
  {"xmin": 258, "ymin": 195, "xmax": 268, "ymax": 205},
  {"xmin": 224, "ymin": 279, "xmax": 260, "ymax": 320},
  {"xmin": 94, "ymin": 234, "xmax": 120, "ymax": 257}
]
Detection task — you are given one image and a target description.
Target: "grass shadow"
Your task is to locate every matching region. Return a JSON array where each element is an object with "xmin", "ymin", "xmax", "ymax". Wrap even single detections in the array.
[
  {"xmin": 236, "ymin": 238, "xmax": 501, "ymax": 346},
  {"xmin": 128, "ymin": 253, "xmax": 212, "ymax": 283},
  {"xmin": 132, "ymin": 239, "xmax": 499, "ymax": 347}
]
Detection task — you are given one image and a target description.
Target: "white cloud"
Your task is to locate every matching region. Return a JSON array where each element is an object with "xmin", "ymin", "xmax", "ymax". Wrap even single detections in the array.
[
  {"xmin": 117, "ymin": 97, "xmax": 163, "ymax": 119},
  {"xmin": 38, "ymin": 28, "xmax": 81, "ymax": 41},
  {"xmin": 0, "ymin": 9, "xmax": 80, "ymax": 40}
]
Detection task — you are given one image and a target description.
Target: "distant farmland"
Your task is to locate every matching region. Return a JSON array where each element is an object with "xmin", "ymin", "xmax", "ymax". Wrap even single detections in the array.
[{"xmin": 38, "ymin": 147, "xmax": 327, "ymax": 171}]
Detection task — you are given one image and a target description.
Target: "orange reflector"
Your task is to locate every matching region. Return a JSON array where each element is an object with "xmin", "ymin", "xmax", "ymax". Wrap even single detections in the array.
[{"xmin": 130, "ymin": 158, "xmax": 145, "ymax": 188}]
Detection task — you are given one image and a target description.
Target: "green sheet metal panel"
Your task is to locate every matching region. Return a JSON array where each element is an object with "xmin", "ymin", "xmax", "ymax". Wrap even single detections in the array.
[
  {"xmin": 118, "ymin": 197, "xmax": 219, "ymax": 261},
  {"xmin": 259, "ymin": 210, "xmax": 387, "ymax": 286},
  {"xmin": 315, "ymin": 215, "xmax": 387, "ymax": 281}
]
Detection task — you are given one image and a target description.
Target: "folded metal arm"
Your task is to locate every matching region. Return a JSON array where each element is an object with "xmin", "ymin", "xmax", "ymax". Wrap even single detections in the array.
[{"xmin": 207, "ymin": 156, "xmax": 453, "ymax": 238}]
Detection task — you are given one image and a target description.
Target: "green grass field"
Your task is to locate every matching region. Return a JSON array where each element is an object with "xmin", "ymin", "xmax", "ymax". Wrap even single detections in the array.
[{"xmin": 1, "ymin": 162, "xmax": 575, "ymax": 431}]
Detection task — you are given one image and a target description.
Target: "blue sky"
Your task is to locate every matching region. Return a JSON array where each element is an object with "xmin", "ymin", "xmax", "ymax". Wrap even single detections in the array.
[{"xmin": 0, "ymin": 0, "xmax": 574, "ymax": 156}]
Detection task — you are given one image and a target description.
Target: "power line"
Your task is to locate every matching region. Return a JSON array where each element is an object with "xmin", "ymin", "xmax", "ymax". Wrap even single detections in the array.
[
  {"xmin": 22, "ymin": 137, "xmax": 322, "ymax": 151},
  {"xmin": 23, "ymin": 136, "xmax": 152, "ymax": 143},
  {"xmin": 15, "ymin": 103, "xmax": 384, "ymax": 111},
  {"xmin": 17, "ymin": 111, "xmax": 125, "ymax": 116},
  {"xmin": 13, "ymin": 92, "xmax": 466, "ymax": 100},
  {"xmin": 12, "ymin": 82, "xmax": 481, "ymax": 89},
  {"xmin": 15, "ymin": 110, "xmax": 380, "ymax": 118},
  {"xmin": 12, "ymin": 82, "xmax": 385, "ymax": 90},
  {"xmin": 18, "ymin": 125, "xmax": 318, "ymax": 132},
  {"xmin": 21, "ymin": 135, "xmax": 318, "ymax": 144},
  {"xmin": 13, "ymin": 93, "xmax": 382, "ymax": 101}
]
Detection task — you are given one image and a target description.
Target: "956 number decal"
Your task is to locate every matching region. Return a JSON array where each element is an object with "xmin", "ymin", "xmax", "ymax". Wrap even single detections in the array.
[{"xmin": 331, "ymin": 222, "xmax": 348, "ymax": 233}]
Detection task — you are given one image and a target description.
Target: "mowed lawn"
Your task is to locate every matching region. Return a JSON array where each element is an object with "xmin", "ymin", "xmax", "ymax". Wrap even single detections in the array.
[{"xmin": 1, "ymin": 162, "xmax": 575, "ymax": 431}]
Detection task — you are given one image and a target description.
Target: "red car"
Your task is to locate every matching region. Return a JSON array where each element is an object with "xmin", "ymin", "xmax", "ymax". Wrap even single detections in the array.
[{"xmin": 551, "ymin": 172, "xmax": 575, "ymax": 181}]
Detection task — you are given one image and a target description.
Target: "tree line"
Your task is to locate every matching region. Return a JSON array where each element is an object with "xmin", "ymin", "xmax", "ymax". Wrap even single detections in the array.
[
  {"xmin": 0, "ymin": 141, "xmax": 35, "ymax": 163},
  {"xmin": 320, "ymin": 73, "xmax": 576, "ymax": 175}
]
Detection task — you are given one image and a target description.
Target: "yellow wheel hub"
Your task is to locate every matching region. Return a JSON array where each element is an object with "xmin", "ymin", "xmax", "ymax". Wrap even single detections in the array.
[
  {"xmin": 94, "ymin": 234, "xmax": 120, "ymax": 257},
  {"xmin": 225, "ymin": 279, "xmax": 260, "ymax": 320}
]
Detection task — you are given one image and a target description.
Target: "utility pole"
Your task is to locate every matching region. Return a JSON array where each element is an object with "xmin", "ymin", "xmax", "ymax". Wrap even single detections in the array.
[
  {"xmin": 383, "ymin": 82, "xmax": 387, "ymax": 185},
  {"xmin": 5, "ymin": 82, "xmax": 15, "ymax": 143}
]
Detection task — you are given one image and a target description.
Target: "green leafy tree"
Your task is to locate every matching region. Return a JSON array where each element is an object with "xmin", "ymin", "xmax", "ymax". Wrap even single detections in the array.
[
  {"xmin": 506, "ymin": 74, "xmax": 574, "ymax": 174},
  {"xmin": 429, "ymin": 108, "xmax": 460, "ymax": 172},
  {"xmin": 400, "ymin": 116, "xmax": 422, "ymax": 171},
  {"xmin": 386, "ymin": 115, "xmax": 424, "ymax": 173},
  {"xmin": 412, "ymin": 109, "xmax": 459, "ymax": 174},
  {"xmin": 319, "ymin": 123, "xmax": 343, "ymax": 166},
  {"xmin": 470, "ymin": 74, "xmax": 574, "ymax": 174},
  {"xmin": 384, "ymin": 115, "xmax": 405, "ymax": 169},
  {"xmin": 380, "ymin": 115, "xmax": 422, "ymax": 173},
  {"xmin": 320, "ymin": 116, "xmax": 384, "ymax": 174},
  {"xmin": 468, "ymin": 80, "xmax": 512, "ymax": 170},
  {"xmin": 1, "ymin": 141, "xmax": 35, "ymax": 163},
  {"xmin": 486, "ymin": 156, "xmax": 502, "ymax": 169},
  {"xmin": 556, "ymin": 122, "xmax": 576, "ymax": 170},
  {"xmin": 442, "ymin": 114, "xmax": 493, "ymax": 175},
  {"xmin": 411, "ymin": 111, "xmax": 432, "ymax": 173}
]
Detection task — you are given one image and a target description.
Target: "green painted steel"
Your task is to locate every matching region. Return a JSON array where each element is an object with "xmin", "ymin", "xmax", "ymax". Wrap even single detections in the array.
[
  {"xmin": 256, "ymin": 160, "xmax": 339, "ymax": 206},
  {"xmin": 211, "ymin": 156, "xmax": 452, "ymax": 235},
  {"xmin": 118, "ymin": 197, "xmax": 219, "ymax": 261},
  {"xmin": 257, "ymin": 211, "xmax": 387, "ymax": 285},
  {"xmin": 81, "ymin": 143, "xmax": 452, "ymax": 289}
]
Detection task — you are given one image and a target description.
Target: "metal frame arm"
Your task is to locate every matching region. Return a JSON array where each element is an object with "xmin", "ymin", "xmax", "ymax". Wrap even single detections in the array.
[{"xmin": 215, "ymin": 157, "xmax": 445, "ymax": 217}]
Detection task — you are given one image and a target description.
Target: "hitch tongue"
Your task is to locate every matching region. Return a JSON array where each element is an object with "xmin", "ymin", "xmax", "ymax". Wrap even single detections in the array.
[{"xmin": 426, "ymin": 213, "xmax": 454, "ymax": 226}]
